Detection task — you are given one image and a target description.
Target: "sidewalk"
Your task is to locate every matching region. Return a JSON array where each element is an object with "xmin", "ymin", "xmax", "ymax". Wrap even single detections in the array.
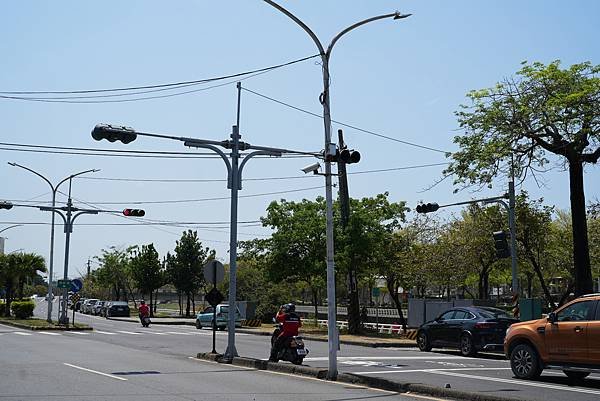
[{"xmin": 106, "ymin": 316, "xmax": 417, "ymax": 348}]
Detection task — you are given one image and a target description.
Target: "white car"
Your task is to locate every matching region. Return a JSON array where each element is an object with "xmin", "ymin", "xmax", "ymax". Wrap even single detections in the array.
[{"xmin": 81, "ymin": 299, "xmax": 99, "ymax": 314}]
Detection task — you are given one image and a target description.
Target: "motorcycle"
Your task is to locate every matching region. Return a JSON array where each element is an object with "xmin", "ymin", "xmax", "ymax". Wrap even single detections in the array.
[
  {"xmin": 270, "ymin": 323, "xmax": 308, "ymax": 365},
  {"xmin": 140, "ymin": 314, "xmax": 151, "ymax": 328}
]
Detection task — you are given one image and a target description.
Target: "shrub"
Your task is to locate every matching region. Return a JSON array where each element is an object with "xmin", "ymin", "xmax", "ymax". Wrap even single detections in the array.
[
  {"xmin": 11, "ymin": 301, "xmax": 35, "ymax": 319},
  {"xmin": 0, "ymin": 302, "xmax": 5, "ymax": 315}
]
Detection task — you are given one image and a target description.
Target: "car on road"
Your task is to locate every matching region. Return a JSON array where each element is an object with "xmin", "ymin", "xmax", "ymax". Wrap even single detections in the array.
[
  {"xmin": 105, "ymin": 301, "xmax": 130, "ymax": 317},
  {"xmin": 417, "ymin": 306, "xmax": 518, "ymax": 357},
  {"xmin": 81, "ymin": 299, "xmax": 99, "ymax": 314},
  {"xmin": 196, "ymin": 304, "xmax": 242, "ymax": 330},
  {"xmin": 92, "ymin": 301, "xmax": 106, "ymax": 315},
  {"xmin": 505, "ymin": 293, "xmax": 600, "ymax": 380}
]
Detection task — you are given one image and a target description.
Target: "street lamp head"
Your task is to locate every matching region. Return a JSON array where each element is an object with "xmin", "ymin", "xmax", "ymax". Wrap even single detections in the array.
[
  {"xmin": 393, "ymin": 11, "xmax": 412, "ymax": 20},
  {"xmin": 92, "ymin": 123, "xmax": 137, "ymax": 144}
]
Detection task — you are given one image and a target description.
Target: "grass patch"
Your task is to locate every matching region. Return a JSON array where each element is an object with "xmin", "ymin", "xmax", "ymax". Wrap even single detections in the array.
[{"xmin": 0, "ymin": 316, "xmax": 91, "ymax": 329}]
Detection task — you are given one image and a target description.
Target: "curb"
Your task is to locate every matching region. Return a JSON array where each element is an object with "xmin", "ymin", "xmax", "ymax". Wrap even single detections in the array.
[
  {"xmin": 0, "ymin": 319, "xmax": 93, "ymax": 331},
  {"xmin": 195, "ymin": 353, "xmax": 523, "ymax": 401}
]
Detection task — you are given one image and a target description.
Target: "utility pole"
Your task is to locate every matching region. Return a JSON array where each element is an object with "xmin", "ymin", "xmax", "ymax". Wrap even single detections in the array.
[{"xmin": 87, "ymin": 258, "xmax": 91, "ymax": 277}]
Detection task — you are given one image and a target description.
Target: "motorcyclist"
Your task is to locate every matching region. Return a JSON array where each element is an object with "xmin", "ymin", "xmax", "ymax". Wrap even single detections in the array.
[
  {"xmin": 269, "ymin": 303, "xmax": 301, "ymax": 362},
  {"xmin": 138, "ymin": 300, "xmax": 150, "ymax": 324}
]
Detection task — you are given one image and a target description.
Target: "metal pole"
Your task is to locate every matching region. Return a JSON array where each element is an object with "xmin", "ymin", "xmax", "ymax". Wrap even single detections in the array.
[
  {"xmin": 59, "ymin": 195, "xmax": 73, "ymax": 325},
  {"xmin": 225, "ymin": 84, "xmax": 242, "ymax": 360},
  {"xmin": 321, "ymin": 57, "xmax": 339, "ymax": 380},
  {"xmin": 47, "ymin": 191, "xmax": 56, "ymax": 322},
  {"xmin": 212, "ymin": 263, "xmax": 217, "ymax": 354},
  {"xmin": 508, "ymin": 180, "xmax": 518, "ymax": 294}
]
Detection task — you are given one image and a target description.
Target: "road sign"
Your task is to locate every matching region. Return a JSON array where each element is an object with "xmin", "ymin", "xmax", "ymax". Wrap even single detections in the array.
[
  {"xmin": 70, "ymin": 278, "xmax": 83, "ymax": 293},
  {"xmin": 57, "ymin": 279, "xmax": 71, "ymax": 289},
  {"xmin": 203, "ymin": 260, "xmax": 225, "ymax": 284},
  {"xmin": 70, "ymin": 293, "xmax": 81, "ymax": 303},
  {"xmin": 205, "ymin": 287, "xmax": 224, "ymax": 307}
]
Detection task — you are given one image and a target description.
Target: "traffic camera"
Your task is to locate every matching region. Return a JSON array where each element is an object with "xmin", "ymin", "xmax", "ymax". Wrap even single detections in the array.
[
  {"xmin": 0, "ymin": 201, "xmax": 13, "ymax": 210},
  {"xmin": 123, "ymin": 209, "xmax": 145, "ymax": 217}
]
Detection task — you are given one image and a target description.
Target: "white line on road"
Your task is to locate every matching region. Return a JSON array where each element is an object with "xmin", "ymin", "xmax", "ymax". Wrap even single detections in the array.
[
  {"xmin": 63, "ymin": 363, "xmax": 127, "ymax": 381},
  {"xmin": 305, "ymin": 356, "xmax": 493, "ymax": 361},
  {"xmin": 13, "ymin": 332, "xmax": 33, "ymax": 336},
  {"xmin": 146, "ymin": 331, "xmax": 169, "ymax": 335},
  {"xmin": 38, "ymin": 331, "xmax": 61, "ymax": 336},
  {"xmin": 165, "ymin": 331, "xmax": 194, "ymax": 336},
  {"xmin": 430, "ymin": 370, "xmax": 600, "ymax": 396},
  {"xmin": 117, "ymin": 330, "xmax": 143, "ymax": 335},
  {"xmin": 70, "ymin": 331, "xmax": 90, "ymax": 335},
  {"xmin": 354, "ymin": 367, "xmax": 513, "ymax": 375},
  {"xmin": 94, "ymin": 330, "xmax": 116, "ymax": 335}
]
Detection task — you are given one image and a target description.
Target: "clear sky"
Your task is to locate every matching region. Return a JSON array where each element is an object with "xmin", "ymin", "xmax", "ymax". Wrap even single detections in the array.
[{"xmin": 1, "ymin": 1, "xmax": 599, "ymax": 280}]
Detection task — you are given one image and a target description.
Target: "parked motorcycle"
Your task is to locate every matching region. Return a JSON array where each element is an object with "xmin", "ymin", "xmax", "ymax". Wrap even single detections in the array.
[{"xmin": 270, "ymin": 323, "xmax": 308, "ymax": 365}]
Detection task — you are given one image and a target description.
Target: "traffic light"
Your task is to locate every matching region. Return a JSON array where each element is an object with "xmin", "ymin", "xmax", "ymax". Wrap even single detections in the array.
[
  {"xmin": 123, "ymin": 209, "xmax": 145, "ymax": 217},
  {"xmin": 416, "ymin": 202, "xmax": 439, "ymax": 213},
  {"xmin": 92, "ymin": 124, "xmax": 137, "ymax": 144},
  {"xmin": 493, "ymin": 230, "xmax": 511, "ymax": 258},
  {"xmin": 0, "ymin": 201, "xmax": 13, "ymax": 210},
  {"xmin": 339, "ymin": 148, "xmax": 361, "ymax": 164}
]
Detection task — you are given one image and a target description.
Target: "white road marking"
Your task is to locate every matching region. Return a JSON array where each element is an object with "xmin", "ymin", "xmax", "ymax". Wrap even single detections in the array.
[
  {"xmin": 13, "ymin": 332, "xmax": 32, "ymax": 336},
  {"xmin": 430, "ymin": 370, "xmax": 600, "ymax": 396},
  {"xmin": 146, "ymin": 331, "xmax": 169, "ymax": 335},
  {"xmin": 165, "ymin": 331, "xmax": 194, "ymax": 336},
  {"xmin": 94, "ymin": 330, "xmax": 116, "ymax": 335},
  {"xmin": 63, "ymin": 363, "xmax": 127, "ymax": 381},
  {"xmin": 117, "ymin": 330, "xmax": 143, "ymax": 335},
  {"xmin": 354, "ymin": 367, "xmax": 512, "ymax": 375},
  {"xmin": 38, "ymin": 331, "xmax": 61, "ymax": 336},
  {"xmin": 305, "ymin": 356, "xmax": 485, "ymax": 361},
  {"xmin": 70, "ymin": 331, "xmax": 90, "ymax": 335}
]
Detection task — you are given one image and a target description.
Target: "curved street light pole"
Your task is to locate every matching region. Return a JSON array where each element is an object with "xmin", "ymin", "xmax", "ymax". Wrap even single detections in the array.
[
  {"xmin": 0, "ymin": 224, "xmax": 24, "ymax": 235},
  {"xmin": 263, "ymin": 0, "xmax": 410, "ymax": 380},
  {"xmin": 0, "ymin": 224, "xmax": 23, "ymax": 255},
  {"xmin": 8, "ymin": 162, "xmax": 98, "ymax": 322}
]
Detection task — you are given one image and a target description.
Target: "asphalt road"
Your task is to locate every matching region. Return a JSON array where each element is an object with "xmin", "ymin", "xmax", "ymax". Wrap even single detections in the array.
[{"xmin": 29, "ymin": 298, "xmax": 600, "ymax": 401}]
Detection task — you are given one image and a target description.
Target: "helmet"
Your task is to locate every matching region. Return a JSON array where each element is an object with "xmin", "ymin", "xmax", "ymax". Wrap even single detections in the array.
[
  {"xmin": 283, "ymin": 303, "xmax": 295, "ymax": 313},
  {"xmin": 140, "ymin": 300, "xmax": 146, "ymax": 305}
]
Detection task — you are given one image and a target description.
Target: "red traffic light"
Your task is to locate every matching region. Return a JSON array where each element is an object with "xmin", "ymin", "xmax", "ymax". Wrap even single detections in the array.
[{"xmin": 123, "ymin": 208, "xmax": 145, "ymax": 217}]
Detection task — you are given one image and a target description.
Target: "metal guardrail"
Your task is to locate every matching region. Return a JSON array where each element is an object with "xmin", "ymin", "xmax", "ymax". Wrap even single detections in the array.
[{"xmin": 296, "ymin": 305, "xmax": 407, "ymax": 318}]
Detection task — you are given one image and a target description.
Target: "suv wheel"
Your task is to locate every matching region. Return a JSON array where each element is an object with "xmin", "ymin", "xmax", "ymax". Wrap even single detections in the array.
[
  {"xmin": 563, "ymin": 370, "xmax": 590, "ymax": 380},
  {"xmin": 510, "ymin": 344, "xmax": 542, "ymax": 379},
  {"xmin": 460, "ymin": 334, "xmax": 477, "ymax": 357},
  {"xmin": 417, "ymin": 331, "xmax": 432, "ymax": 352}
]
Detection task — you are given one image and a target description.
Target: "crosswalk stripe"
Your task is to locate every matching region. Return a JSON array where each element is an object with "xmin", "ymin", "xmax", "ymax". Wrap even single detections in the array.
[
  {"xmin": 14, "ymin": 332, "xmax": 33, "ymax": 336},
  {"xmin": 117, "ymin": 330, "xmax": 143, "ymax": 335},
  {"xmin": 38, "ymin": 331, "xmax": 61, "ymax": 336}
]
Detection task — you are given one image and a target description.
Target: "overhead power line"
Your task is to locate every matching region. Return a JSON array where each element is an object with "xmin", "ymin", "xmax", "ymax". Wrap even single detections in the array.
[
  {"xmin": 0, "ymin": 54, "xmax": 319, "ymax": 95},
  {"xmin": 242, "ymin": 87, "xmax": 451, "ymax": 155}
]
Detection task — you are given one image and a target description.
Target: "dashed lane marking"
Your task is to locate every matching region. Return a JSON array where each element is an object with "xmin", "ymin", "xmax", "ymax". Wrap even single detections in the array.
[
  {"xmin": 116, "ymin": 330, "xmax": 143, "ymax": 335},
  {"xmin": 165, "ymin": 331, "xmax": 194, "ymax": 336},
  {"xmin": 38, "ymin": 331, "xmax": 62, "ymax": 336},
  {"xmin": 13, "ymin": 332, "xmax": 33, "ymax": 336},
  {"xmin": 94, "ymin": 330, "xmax": 117, "ymax": 335},
  {"xmin": 70, "ymin": 331, "xmax": 90, "ymax": 335}
]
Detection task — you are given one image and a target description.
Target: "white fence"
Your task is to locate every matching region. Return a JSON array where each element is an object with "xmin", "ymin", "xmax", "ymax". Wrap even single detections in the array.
[
  {"xmin": 296, "ymin": 305, "xmax": 407, "ymax": 318},
  {"xmin": 315, "ymin": 319, "xmax": 404, "ymax": 335}
]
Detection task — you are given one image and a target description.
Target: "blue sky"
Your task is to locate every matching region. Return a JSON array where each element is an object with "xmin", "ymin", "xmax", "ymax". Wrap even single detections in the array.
[{"xmin": 1, "ymin": 1, "xmax": 599, "ymax": 279}]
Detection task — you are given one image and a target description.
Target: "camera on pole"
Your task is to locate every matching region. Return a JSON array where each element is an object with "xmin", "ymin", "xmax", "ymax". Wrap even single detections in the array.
[
  {"xmin": 493, "ymin": 230, "xmax": 511, "ymax": 258},
  {"xmin": 123, "ymin": 209, "xmax": 145, "ymax": 217},
  {"xmin": 92, "ymin": 124, "xmax": 137, "ymax": 144},
  {"xmin": 416, "ymin": 202, "xmax": 439, "ymax": 214},
  {"xmin": 0, "ymin": 201, "xmax": 13, "ymax": 210}
]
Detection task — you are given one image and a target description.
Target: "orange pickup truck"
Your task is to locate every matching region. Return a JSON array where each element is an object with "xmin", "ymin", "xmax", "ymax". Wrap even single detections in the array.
[{"xmin": 504, "ymin": 293, "xmax": 600, "ymax": 380}]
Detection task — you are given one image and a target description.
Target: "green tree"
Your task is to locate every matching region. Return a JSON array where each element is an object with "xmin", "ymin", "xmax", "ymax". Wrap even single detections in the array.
[
  {"xmin": 0, "ymin": 252, "xmax": 46, "ymax": 316},
  {"xmin": 170, "ymin": 230, "xmax": 214, "ymax": 317},
  {"xmin": 93, "ymin": 247, "xmax": 136, "ymax": 302},
  {"xmin": 130, "ymin": 244, "xmax": 164, "ymax": 317},
  {"xmin": 446, "ymin": 61, "xmax": 600, "ymax": 296}
]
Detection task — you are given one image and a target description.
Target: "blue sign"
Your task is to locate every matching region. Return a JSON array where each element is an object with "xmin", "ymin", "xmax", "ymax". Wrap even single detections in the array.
[{"xmin": 70, "ymin": 278, "xmax": 83, "ymax": 293}]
